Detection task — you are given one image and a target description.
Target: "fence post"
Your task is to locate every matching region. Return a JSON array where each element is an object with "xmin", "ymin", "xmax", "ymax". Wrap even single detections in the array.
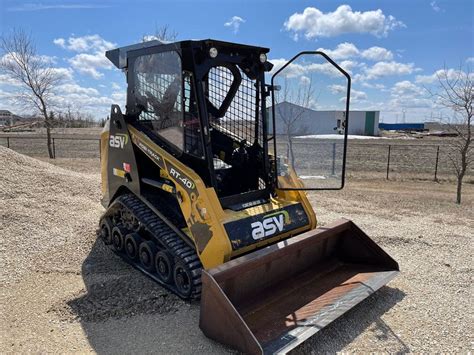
[
  {"xmin": 434, "ymin": 145, "xmax": 440, "ymax": 182},
  {"xmin": 6, "ymin": 137, "xmax": 10, "ymax": 148},
  {"xmin": 52, "ymin": 138, "xmax": 56, "ymax": 159},
  {"xmin": 386, "ymin": 145, "xmax": 391, "ymax": 180},
  {"xmin": 99, "ymin": 139, "xmax": 101, "ymax": 160},
  {"xmin": 331, "ymin": 142, "xmax": 336, "ymax": 175}
]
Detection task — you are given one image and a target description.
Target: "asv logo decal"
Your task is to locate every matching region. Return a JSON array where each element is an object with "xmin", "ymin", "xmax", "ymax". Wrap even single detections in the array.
[
  {"xmin": 251, "ymin": 211, "xmax": 289, "ymax": 240},
  {"xmin": 109, "ymin": 134, "xmax": 129, "ymax": 149}
]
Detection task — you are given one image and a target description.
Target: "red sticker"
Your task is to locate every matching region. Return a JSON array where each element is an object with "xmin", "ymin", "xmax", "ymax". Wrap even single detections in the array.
[{"xmin": 123, "ymin": 163, "xmax": 131, "ymax": 172}]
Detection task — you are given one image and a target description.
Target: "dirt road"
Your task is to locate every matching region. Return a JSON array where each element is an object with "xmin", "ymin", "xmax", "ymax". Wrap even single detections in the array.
[{"xmin": 1, "ymin": 146, "xmax": 472, "ymax": 353}]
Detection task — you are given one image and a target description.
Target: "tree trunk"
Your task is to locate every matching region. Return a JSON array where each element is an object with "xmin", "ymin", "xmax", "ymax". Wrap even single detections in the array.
[
  {"xmin": 456, "ymin": 175, "xmax": 462, "ymax": 204},
  {"xmin": 287, "ymin": 134, "xmax": 295, "ymax": 171},
  {"xmin": 46, "ymin": 124, "xmax": 53, "ymax": 158},
  {"xmin": 40, "ymin": 102, "xmax": 54, "ymax": 159}
]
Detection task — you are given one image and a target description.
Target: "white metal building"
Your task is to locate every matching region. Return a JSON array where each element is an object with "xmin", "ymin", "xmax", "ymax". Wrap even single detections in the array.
[
  {"xmin": 269, "ymin": 102, "xmax": 380, "ymax": 136},
  {"xmin": 0, "ymin": 110, "xmax": 21, "ymax": 127}
]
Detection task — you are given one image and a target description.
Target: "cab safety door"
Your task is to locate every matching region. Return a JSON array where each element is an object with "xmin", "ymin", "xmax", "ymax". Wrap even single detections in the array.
[{"xmin": 270, "ymin": 51, "xmax": 351, "ymax": 190}]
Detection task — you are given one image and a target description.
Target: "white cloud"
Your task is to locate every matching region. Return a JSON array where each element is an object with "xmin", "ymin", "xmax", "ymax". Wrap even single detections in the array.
[
  {"xmin": 300, "ymin": 76, "xmax": 311, "ymax": 85},
  {"xmin": 329, "ymin": 84, "xmax": 346, "ymax": 94},
  {"xmin": 141, "ymin": 35, "xmax": 171, "ymax": 43},
  {"xmin": 415, "ymin": 68, "xmax": 466, "ymax": 84},
  {"xmin": 361, "ymin": 82, "xmax": 386, "ymax": 90},
  {"xmin": 111, "ymin": 82, "xmax": 121, "ymax": 90},
  {"xmin": 430, "ymin": 1, "xmax": 442, "ymax": 12},
  {"xmin": 363, "ymin": 61, "xmax": 420, "ymax": 80},
  {"xmin": 224, "ymin": 16, "xmax": 245, "ymax": 34},
  {"xmin": 317, "ymin": 42, "xmax": 359, "ymax": 59},
  {"xmin": 50, "ymin": 67, "xmax": 74, "ymax": 81},
  {"xmin": 339, "ymin": 60, "xmax": 359, "ymax": 74},
  {"xmin": 361, "ymin": 46, "xmax": 393, "ymax": 61},
  {"xmin": 111, "ymin": 91, "xmax": 126, "ymax": 103},
  {"xmin": 387, "ymin": 80, "xmax": 432, "ymax": 109},
  {"xmin": 350, "ymin": 89, "xmax": 368, "ymax": 102},
  {"xmin": 284, "ymin": 5, "xmax": 405, "ymax": 40},
  {"xmin": 53, "ymin": 34, "xmax": 116, "ymax": 52},
  {"xmin": 0, "ymin": 73, "xmax": 23, "ymax": 87},
  {"xmin": 466, "ymin": 57, "xmax": 474, "ymax": 64},
  {"xmin": 68, "ymin": 52, "xmax": 113, "ymax": 79},
  {"xmin": 58, "ymin": 83, "xmax": 99, "ymax": 96},
  {"xmin": 317, "ymin": 42, "xmax": 393, "ymax": 62},
  {"xmin": 331, "ymin": 84, "xmax": 366, "ymax": 103},
  {"xmin": 54, "ymin": 35, "xmax": 116, "ymax": 79},
  {"xmin": 53, "ymin": 38, "xmax": 66, "ymax": 48},
  {"xmin": 270, "ymin": 57, "xmax": 350, "ymax": 79},
  {"xmin": 391, "ymin": 80, "xmax": 424, "ymax": 96}
]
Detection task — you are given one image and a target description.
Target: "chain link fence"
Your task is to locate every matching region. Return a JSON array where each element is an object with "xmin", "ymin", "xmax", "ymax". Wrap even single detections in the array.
[
  {"xmin": 1, "ymin": 135, "xmax": 472, "ymax": 181},
  {"xmin": 0, "ymin": 136, "xmax": 100, "ymax": 159}
]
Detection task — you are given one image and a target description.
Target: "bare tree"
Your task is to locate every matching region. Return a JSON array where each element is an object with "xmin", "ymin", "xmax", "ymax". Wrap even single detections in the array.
[
  {"xmin": 274, "ymin": 76, "xmax": 315, "ymax": 170},
  {"xmin": 142, "ymin": 24, "xmax": 178, "ymax": 43},
  {"xmin": 428, "ymin": 65, "xmax": 473, "ymax": 204},
  {"xmin": 0, "ymin": 29, "xmax": 63, "ymax": 158}
]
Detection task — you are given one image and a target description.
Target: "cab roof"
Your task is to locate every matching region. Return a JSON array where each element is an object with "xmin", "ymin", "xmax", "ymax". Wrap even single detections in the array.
[{"xmin": 106, "ymin": 39, "xmax": 270, "ymax": 69}]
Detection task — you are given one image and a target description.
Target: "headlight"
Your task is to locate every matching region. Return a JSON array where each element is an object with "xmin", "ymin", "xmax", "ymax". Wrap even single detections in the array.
[
  {"xmin": 209, "ymin": 47, "xmax": 218, "ymax": 58},
  {"xmin": 259, "ymin": 53, "xmax": 267, "ymax": 63}
]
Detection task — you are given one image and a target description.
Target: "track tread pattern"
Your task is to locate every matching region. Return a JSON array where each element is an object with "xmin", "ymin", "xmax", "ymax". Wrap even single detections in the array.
[{"xmin": 102, "ymin": 193, "xmax": 202, "ymax": 300}]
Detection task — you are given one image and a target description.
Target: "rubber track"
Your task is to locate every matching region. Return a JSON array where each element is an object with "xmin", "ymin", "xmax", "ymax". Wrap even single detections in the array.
[{"xmin": 104, "ymin": 193, "xmax": 202, "ymax": 300}]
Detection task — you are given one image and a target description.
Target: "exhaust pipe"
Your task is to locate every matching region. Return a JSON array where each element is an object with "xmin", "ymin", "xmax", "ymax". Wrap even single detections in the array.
[{"xmin": 200, "ymin": 219, "xmax": 399, "ymax": 354}]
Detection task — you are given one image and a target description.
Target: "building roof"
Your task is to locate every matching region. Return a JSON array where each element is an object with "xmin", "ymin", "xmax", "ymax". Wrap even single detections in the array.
[{"xmin": 271, "ymin": 101, "xmax": 379, "ymax": 114}]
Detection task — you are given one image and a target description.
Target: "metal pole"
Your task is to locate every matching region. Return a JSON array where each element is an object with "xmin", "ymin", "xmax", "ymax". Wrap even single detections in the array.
[
  {"xmin": 52, "ymin": 138, "xmax": 56, "ymax": 159},
  {"xmin": 386, "ymin": 145, "xmax": 391, "ymax": 180},
  {"xmin": 331, "ymin": 142, "xmax": 336, "ymax": 176},
  {"xmin": 6, "ymin": 137, "xmax": 10, "ymax": 148},
  {"xmin": 434, "ymin": 145, "xmax": 440, "ymax": 182}
]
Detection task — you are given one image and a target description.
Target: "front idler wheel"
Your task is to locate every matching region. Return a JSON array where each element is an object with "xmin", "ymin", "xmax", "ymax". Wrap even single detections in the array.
[
  {"xmin": 155, "ymin": 251, "xmax": 173, "ymax": 283},
  {"xmin": 139, "ymin": 241, "xmax": 157, "ymax": 271},
  {"xmin": 99, "ymin": 217, "xmax": 113, "ymax": 245},
  {"xmin": 173, "ymin": 261, "xmax": 193, "ymax": 298},
  {"xmin": 124, "ymin": 232, "xmax": 141, "ymax": 260}
]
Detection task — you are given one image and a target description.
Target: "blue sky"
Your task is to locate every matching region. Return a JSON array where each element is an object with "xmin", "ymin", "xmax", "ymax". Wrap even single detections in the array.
[{"xmin": 1, "ymin": 0, "xmax": 473, "ymax": 122}]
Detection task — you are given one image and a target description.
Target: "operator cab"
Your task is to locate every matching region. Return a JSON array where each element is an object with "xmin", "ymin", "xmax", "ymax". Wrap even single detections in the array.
[
  {"xmin": 106, "ymin": 39, "xmax": 350, "ymax": 209},
  {"xmin": 107, "ymin": 39, "xmax": 273, "ymax": 208}
]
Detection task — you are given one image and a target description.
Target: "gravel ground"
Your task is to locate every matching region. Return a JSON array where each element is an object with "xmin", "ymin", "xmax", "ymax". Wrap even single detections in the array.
[{"xmin": 1, "ymin": 146, "xmax": 472, "ymax": 353}]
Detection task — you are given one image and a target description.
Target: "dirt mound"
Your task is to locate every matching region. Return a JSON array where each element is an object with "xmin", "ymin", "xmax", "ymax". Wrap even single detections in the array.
[
  {"xmin": 0, "ymin": 146, "xmax": 101, "ymax": 283},
  {"xmin": 0, "ymin": 147, "xmax": 205, "ymax": 353}
]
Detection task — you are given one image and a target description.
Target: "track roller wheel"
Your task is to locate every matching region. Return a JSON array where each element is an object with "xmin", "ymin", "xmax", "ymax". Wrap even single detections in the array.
[
  {"xmin": 124, "ymin": 232, "xmax": 141, "ymax": 259},
  {"xmin": 173, "ymin": 260, "xmax": 194, "ymax": 298},
  {"xmin": 100, "ymin": 217, "xmax": 113, "ymax": 245},
  {"xmin": 139, "ymin": 241, "xmax": 157, "ymax": 271},
  {"xmin": 155, "ymin": 251, "xmax": 173, "ymax": 283},
  {"xmin": 111, "ymin": 226, "xmax": 127, "ymax": 252}
]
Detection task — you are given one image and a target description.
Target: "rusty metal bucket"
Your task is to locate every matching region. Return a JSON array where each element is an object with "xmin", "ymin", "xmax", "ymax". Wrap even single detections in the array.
[{"xmin": 199, "ymin": 219, "xmax": 399, "ymax": 354}]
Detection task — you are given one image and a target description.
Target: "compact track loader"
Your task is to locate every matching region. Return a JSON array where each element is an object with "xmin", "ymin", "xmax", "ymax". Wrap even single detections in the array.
[{"xmin": 99, "ymin": 39, "xmax": 399, "ymax": 354}]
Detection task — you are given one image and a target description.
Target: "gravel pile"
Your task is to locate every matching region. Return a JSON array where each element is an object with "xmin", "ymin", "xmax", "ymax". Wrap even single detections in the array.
[
  {"xmin": 1, "ymin": 146, "xmax": 472, "ymax": 353},
  {"xmin": 1, "ymin": 147, "xmax": 227, "ymax": 353},
  {"xmin": 0, "ymin": 146, "xmax": 102, "ymax": 284}
]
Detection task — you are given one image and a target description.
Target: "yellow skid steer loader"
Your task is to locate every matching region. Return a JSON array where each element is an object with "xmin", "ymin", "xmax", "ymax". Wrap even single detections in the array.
[{"xmin": 99, "ymin": 39, "xmax": 399, "ymax": 354}]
